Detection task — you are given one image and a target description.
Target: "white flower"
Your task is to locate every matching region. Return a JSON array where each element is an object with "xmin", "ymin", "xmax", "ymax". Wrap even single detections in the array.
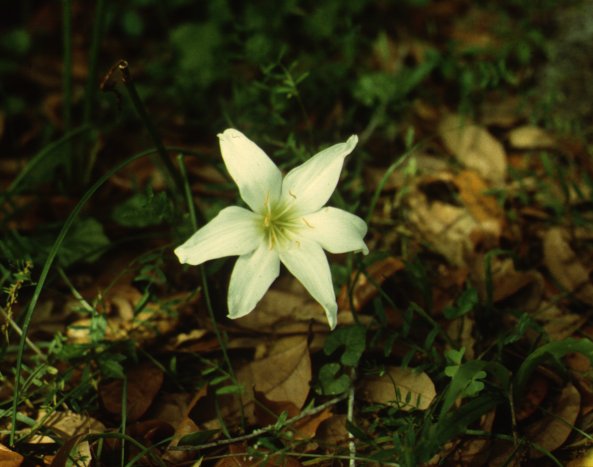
[{"xmin": 175, "ymin": 129, "xmax": 368, "ymax": 329}]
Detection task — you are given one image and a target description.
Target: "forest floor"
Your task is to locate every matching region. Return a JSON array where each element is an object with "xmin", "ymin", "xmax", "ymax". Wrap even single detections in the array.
[{"xmin": 2, "ymin": 1, "xmax": 593, "ymax": 466}]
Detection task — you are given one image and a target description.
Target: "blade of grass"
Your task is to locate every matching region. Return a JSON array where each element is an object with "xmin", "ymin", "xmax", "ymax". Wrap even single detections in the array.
[
  {"xmin": 9, "ymin": 145, "xmax": 199, "ymax": 445},
  {"xmin": 83, "ymin": 0, "xmax": 107, "ymax": 125},
  {"xmin": 118, "ymin": 60, "xmax": 185, "ymax": 202},
  {"xmin": 177, "ymin": 153, "xmax": 245, "ymax": 430},
  {"xmin": 62, "ymin": 0, "xmax": 73, "ymax": 182}
]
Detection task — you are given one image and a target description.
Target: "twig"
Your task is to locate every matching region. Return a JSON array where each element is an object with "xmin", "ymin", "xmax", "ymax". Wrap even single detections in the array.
[
  {"xmin": 114, "ymin": 60, "xmax": 185, "ymax": 200},
  {"xmin": 348, "ymin": 369, "xmax": 357, "ymax": 467},
  {"xmin": 169, "ymin": 394, "xmax": 348, "ymax": 452}
]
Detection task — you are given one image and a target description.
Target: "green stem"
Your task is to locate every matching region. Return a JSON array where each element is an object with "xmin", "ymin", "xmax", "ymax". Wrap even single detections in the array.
[
  {"xmin": 118, "ymin": 60, "xmax": 184, "ymax": 201},
  {"xmin": 83, "ymin": 0, "xmax": 107, "ymax": 125},
  {"xmin": 62, "ymin": 0, "xmax": 73, "ymax": 181},
  {"xmin": 62, "ymin": 0, "xmax": 72, "ymax": 133},
  {"xmin": 177, "ymin": 154, "xmax": 245, "ymax": 429}
]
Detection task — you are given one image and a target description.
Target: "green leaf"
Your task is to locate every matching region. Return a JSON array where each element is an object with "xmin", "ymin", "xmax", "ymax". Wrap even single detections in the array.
[
  {"xmin": 514, "ymin": 338, "xmax": 593, "ymax": 400},
  {"xmin": 323, "ymin": 325, "xmax": 366, "ymax": 367},
  {"xmin": 441, "ymin": 357, "xmax": 510, "ymax": 417},
  {"xmin": 112, "ymin": 190, "xmax": 174, "ymax": 228},
  {"xmin": 444, "ymin": 287, "xmax": 478, "ymax": 319},
  {"xmin": 318, "ymin": 363, "xmax": 350, "ymax": 395},
  {"xmin": 58, "ymin": 218, "xmax": 110, "ymax": 267},
  {"xmin": 178, "ymin": 429, "xmax": 220, "ymax": 446}
]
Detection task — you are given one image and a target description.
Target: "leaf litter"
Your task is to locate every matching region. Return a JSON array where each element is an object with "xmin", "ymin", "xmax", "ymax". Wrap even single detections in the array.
[{"xmin": 2, "ymin": 1, "xmax": 593, "ymax": 466}]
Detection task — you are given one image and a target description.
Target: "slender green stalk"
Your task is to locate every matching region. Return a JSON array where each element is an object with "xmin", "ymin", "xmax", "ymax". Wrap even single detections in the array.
[
  {"xmin": 62, "ymin": 0, "xmax": 74, "ymax": 185},
  {"xmin": 83, "ymin": 0, "xmax": 107, "ymax": 125},
  {"xmin": 120, "ymin": 377, "xmax": 127, "ymax": 467},
  {"xmin": 177, "ymin": 154, "xmax": 245, "ymax": 429},
  {"xmin": 9, "ymin": 145, "xmax": 204, "ymax": 445},
  {"xmin": 62, "ymin": 0, "xmax": 72, "ymax": 134},
  {"xmin": 9, "ymin": 147, "xmax": 158, "ymax": 445},
  {"xmin": 118, "ymin": 60, "xmax": 184, "ymax": 200}
]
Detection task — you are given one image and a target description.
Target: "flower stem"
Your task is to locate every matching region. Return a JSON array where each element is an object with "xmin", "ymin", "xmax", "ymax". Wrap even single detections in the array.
[
  {"xmin": 118, "ymin": 60, "xmax": 185, "ymax": 201},
  {"xmin": 82, "ymin": 0, "xmax": 107, "ymax": 125},
  {"xmin": 177, "ymin": 154, "xmax": 246, "ymax": 430}
]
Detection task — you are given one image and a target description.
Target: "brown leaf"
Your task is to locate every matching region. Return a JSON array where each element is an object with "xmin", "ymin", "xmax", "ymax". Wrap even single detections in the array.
[
  {"xmin": 253, "ymin": 389, "xmax": 300, "ymax": 426},
  {"xmin": 337, "ymin": 257, "xmax": 405, "ymax": 312},
  {"xmin": 214, "ymin": 444, "xmax": 303, "ymax": 467},
  {"xmin": 449, "ymin": 409, "xmax": 495, "ymax": 466},
  {"xmin": 100, "ymin": 362, "xmax": 164, "ymax": 421},
  {"xmin": 0, "ymin": 444, "xmax": 24, "ymax": 467},
  {"xmin": 524, "ymin": 383, "xmax": 581, "ymax": 457},
  {"xmin": 471, "ymin": 256, "xmax": 544, "ymax": 312},
  {"xmin": 234, "ymin": 277, "xmax": 329, "ymax": 333},
  {"xmin": 439, "ymin": 114, "xmax": 507, "ymax": 184},
  {"xmin": 239, "ymin": 337, "xmax": 311, "ymax": 421},
  {"xmin": 28, "ymin": 410, "xmax": 105, "ymax": 447},
  {"xmin": 508, "ymin": 125, "xmax": 556, "ymax": 149},
  {"xmin": 566, "ymin": 447, "xmax": 593, "ymax": 466},
  {"xmin": 406, "ymin": 173, "xmax": 501, "ymax": 266},
  {"xmin": 360, "ymin": 366, "xmax": 436, "ymax": 411},
  {"xmin": 292, "ymin": 408, "xmax": 333, "ymax": 440},
  {"xmin": 543, "ymin": 228, "xmax": 593, "ymax": 305},
  {"xmin": 317, "ymin": 415, "xmax": 349, "ymax": 447},
  {"xmin": 515, "ymin": 375, "xmax": 549, "ymax": 422}
]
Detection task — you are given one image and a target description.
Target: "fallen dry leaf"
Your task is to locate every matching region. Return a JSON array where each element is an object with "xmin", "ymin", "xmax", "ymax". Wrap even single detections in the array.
[
  {"xmin": 448, "ymin": 409, "xmax": 495, "ymax": 466},
  {"xmin": 507, "ymin": 125, "xmax": 556, "ymax": 149},
  {"xmin": 0, "ymin": 443, "xmax": 24, "ymax": 467},
  {"xmin": 317, "ymin": 414, "xmax": 350, "ymax": 447},
  {"xmin": 439, "ymin": 113, "xmax": 507, "ymax": 184},
  {"xmin": 543, "ymin": 228, "xmax": 593, "ymax": 305},
  {"xmin": 524, "ymin": 383, "xmax": 581, "ymax": 457},
  {"xmin": 214, "ymin": 444, "xmax": 303, "ymax": 467},
  {"xmin": 234, "ymin": 277, "xmax": 329, "ymax": 333},
  {"xmin": 253, "ymin": 389, "xmax": 300, "ymax": 426},
  {"xmin": 100, "ymin": 362, "xmax": 164, "ymax": 421},
  {"xmin": 470, "ymin": 256, "xmax": 543, "ymax": 312},
  {"xmin": 515, "ymin": 375, "xmax": 549, "ymax": 422},
  {"xmin": 566, "ymin": 447, "xmax": 593, "ymax": 467},
  {"xmin": 29, "ymin": 410, "xmax": 105, "ymax": 444},
  {"xmin": 406, "ymin": 173, "xmax": 501, "ymax": 266},
  {"xmin": 338, "ymin": 256, "xmax": 405, "ymax": 312},
  {"xmin": 292, "ymin": 408, "xmax": 333, "ymax": 440},
  {"xmin": 530, "ymin": 300, "xmax": 587, "ymax": 341},
  {"xmin": 242, "ymin": 336, "xmax": 311, "ymax": 405},
  {"xmin": 360, "ymin": 366, "xmax": 436, "ymax": 411}
]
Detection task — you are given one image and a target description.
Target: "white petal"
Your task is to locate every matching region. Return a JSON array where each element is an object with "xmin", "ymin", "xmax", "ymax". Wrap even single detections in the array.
[
  {"xmin": 218, "ymin": 129, "xmax": 282, "ymax": 213},
  {"xmin": 174, "ymin": 206, "xmax": 260, "ymax": 265},
  {"xmin": 281, "ymin": 135, "xmax": 358, "ymax": 215},
  {"xmin": 227, "ymin": 243, "xmax": 280, "ymax": 319},
  {"xmin": 300, "ymin": 207, "xmax": 369, "ymax": 254},
  {"xmin": 279, "ymin": 240, "xmax": 338, "ymax": 329}
]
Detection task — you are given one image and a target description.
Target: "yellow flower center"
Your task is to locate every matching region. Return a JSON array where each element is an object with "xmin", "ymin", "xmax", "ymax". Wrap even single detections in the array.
[{"xmin": 261, "ymin": 193, "xmax": 302, "ymax": 250}]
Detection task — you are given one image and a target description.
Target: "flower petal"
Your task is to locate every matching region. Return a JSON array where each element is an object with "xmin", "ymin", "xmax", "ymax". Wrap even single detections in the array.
[
  {"xmin": 174, "ymin": 206, "xmax": 260, "ymax": 265},
  {"xmin": 281, "ymin": 135, "xmax": 358, "ymax": 215},
  {"xmin": 300, "ymin": 207, "xmax": 369, "ymax": 254},
  {"xmin": 279, "ymin": 240, "xmax": 338, "ymax": 329},
  {"xmin": 227, "ymin": 243, "xmax": 280, "ymax": 319},
  {"xmin": 219, "ymin": 129, "xmax": 282, "ymax": 212}
]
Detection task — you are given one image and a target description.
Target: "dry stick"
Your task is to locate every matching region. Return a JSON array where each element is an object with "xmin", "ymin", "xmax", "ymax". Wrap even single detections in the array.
[
  {"xmin": 169, "ymin": 393, "xmax": 348, "ymax": 452},
  {"xmin": 347, "ymin": 369, "xmax": 357, "ymax": 467},
  {"xmin": 116, "ymin": 60, "xmax": 185, "ymax": 200}
]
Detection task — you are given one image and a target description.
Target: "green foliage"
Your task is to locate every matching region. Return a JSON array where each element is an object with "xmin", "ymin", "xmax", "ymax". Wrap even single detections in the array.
[
  {"xmin": 318, "ymin": 363, "xmax": 351, "ymax": 396},
  {"xmin": 514, "ymin": 338, "xmax": 593, "ymax": 400},
  {"xmin": 112, "ymin": 189, "xmax": 175, "ymax": 227},
  {"xmin": 443, "ymin": 286, "xmax": 478, "ymax": 319},
  {"xmin": 324, "ymin": 324, "xmax": 366, "ymax": 366}
]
